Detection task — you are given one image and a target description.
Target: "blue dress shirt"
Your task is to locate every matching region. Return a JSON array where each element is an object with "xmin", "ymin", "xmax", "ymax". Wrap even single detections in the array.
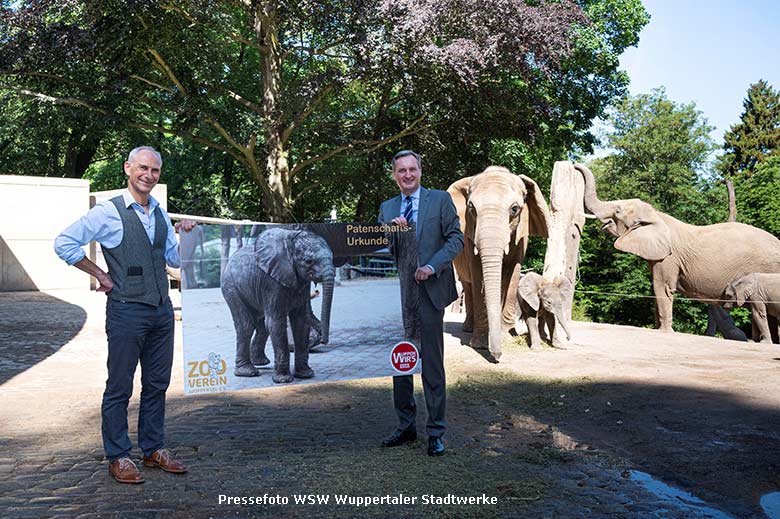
[{"xmin": 54, "ymin": 190, "xmax": 181, "ymax": 268}]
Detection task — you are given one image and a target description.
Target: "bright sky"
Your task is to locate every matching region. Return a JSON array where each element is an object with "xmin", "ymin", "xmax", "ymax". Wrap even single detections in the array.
[{"xmin": 613, "ymin": 0, "xmax": 780, "ymax": 148}]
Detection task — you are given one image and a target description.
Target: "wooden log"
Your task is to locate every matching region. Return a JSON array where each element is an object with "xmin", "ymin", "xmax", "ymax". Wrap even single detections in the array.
[{"xmin": 542, "ymin": 161, "xmax": 585, "ymax": 321}]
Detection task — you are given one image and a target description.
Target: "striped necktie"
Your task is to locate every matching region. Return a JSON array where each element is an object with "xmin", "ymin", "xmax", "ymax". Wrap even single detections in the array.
[{"xmin": 403, "ymin": 195, "xmax": 414, "ymax": 222}]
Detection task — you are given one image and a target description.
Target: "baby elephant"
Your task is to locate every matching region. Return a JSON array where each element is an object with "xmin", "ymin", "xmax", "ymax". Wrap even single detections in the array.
[
  {"xmin": 724, "ymin": 273, "xmax": 780, "ymax": 344},
  {"xmin": 221, "ymin": 228, "xmax": 335, "ymax": 383},
  {"xmin": 517, "ymin": 273, "xmax": 573, "ymax": 349}
]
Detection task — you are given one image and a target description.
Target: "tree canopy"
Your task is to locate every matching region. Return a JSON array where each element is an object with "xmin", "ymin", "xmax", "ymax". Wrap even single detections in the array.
[
  {"xmin": 1, "ymin": 0, "xmax": 649, "ymax": 221},
  {"xmin": 719, "ymin": 79, "xmax": 780, "ymax": 179},
  {"xmin": 717, "ymin": 80, "xmax": 780, "ymax": 238}
]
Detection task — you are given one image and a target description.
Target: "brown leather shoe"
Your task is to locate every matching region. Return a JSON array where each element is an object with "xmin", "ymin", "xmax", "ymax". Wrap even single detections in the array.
[
  {"xmin": 108, "ymin": 457, "xmax": 145, "ymax": 484},
  {"xmin": 142, "ymin": 449, "xmax": 188, "ymax": 474}
]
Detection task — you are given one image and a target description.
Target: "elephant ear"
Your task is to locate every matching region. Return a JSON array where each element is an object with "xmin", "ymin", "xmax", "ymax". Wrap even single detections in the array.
[
  {"xmin": 447, "ymin": 176, "xmax": 475, "ymax": 243},
  {"xmin": 553, "ymin": 275, "xmax": 574, "ymax": 301},
  {"xmin": 519, "ymin": 272, "xmax": 544, "ymax": 311},
  {"xmin": 613, "ymin": 203, "xmax": 672, "ymax": 261},
  {"xmin": 255, "ymin": 230, "xmax": 297, "ymax": 288},
  {"xmin": 518, "ymin": 175, "xmax": 551, "ymax": 241},
  {"xmin": 735, "ymin": 274, "xmax": 756, "ymax": 306}
]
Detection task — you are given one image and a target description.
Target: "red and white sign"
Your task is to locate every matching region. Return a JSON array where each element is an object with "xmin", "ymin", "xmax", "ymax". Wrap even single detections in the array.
[{"xmin": 390, "ymin": 341, "xmax": 420, "ymax": 374}]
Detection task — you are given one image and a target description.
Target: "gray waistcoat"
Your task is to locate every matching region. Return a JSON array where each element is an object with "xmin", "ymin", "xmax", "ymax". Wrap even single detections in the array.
[{"xmin": 103, "ymin": 196, "xmax": 169, "ymax": 306}]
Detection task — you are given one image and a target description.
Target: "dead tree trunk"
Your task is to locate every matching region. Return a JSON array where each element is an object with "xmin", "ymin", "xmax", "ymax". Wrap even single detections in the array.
[
  {"xmin": 726, "ymin": 179, "xmax": 737, "ymax": 223},
  {"xmin": 542, "ymin": 161, "xmax": 585, "ymax": 322}
]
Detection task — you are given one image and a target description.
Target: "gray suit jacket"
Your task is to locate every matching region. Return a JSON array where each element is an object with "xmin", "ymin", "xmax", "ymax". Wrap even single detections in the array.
[{"xmin": 379, "ymin": 187, "xmax": 464, "ymax": 311}]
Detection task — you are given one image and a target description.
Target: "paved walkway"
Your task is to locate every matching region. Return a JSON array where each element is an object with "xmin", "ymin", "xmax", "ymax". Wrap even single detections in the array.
[{"xmin": 0, "ymin": 284, "xmax": 768, "ymax": 518}]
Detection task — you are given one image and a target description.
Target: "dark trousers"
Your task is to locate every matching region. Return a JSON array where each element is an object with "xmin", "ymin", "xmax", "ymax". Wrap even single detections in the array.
[
  {"xmin": 393, "ymin": 286, "xmax": 447, "ymax": 438},
  {"xmin": 103, "ymin": 298, "xmax": 174, "ymax": 461}
]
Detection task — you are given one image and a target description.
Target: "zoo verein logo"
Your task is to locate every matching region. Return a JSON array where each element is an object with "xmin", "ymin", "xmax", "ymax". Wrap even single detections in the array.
[
  {"xmin": 187, "ymin": 352, "xmax": 228, "ymax": 394},
  {"xmin": 390, "ymin": 342, "xmax": 419, "ymax": 374}
]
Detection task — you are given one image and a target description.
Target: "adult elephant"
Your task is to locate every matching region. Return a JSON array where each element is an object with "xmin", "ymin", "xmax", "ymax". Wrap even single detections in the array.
[
  {"xmin": 448, "ymin": 166, "xmax": 551, "ymax": 360},
  {"xmin": 576, "ymin": 163, "xmax": 780, "ymax": 331},
  {"xmin": 221, "ymin": 228, "xmax": 335, "ymax": 383}
]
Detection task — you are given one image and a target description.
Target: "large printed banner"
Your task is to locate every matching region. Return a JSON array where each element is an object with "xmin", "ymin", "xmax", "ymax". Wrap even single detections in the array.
[{"xmin": 180, "ymin": 222, "xmax": 421, "ymax": 394}]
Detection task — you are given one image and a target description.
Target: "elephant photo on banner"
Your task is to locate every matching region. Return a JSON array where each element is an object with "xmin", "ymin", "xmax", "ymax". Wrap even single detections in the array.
[
  {"xmin": 221, "ymin": 227, "xmax": 335, "ymax": 383},
  {"xmin": 180, "ymin": 222, "xmax": 420, "ymax": 394},
  {"xmin": 576, "ymin": 164, "xmax": 780, "ymax": 331},
  {"xmin": 448, "ymin": 166, "xmax": 551, "ymax": 360}
]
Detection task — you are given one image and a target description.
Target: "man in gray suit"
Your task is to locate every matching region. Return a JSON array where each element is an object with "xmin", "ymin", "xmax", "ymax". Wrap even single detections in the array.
[{"xmin": 378, "ymin": 150, "xmax": 463, "ymax": 456}]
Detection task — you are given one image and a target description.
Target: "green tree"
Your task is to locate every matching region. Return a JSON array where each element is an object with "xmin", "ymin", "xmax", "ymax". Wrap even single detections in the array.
[
  {"xmin": 578, "ymin": 89, "xmax": 727, "ymax": 333},
  {"xmin": 729, "ymin": 155, "xmax": 780, "ymax": 236},
  {"xmin": 1, "ymin": 0, "xmax": 648, "ymax": 222},
  {"xmin": 720, "ymin": 80, "xmax": 780, "ymax": 178},
  {"xmin": 717, "ymin": 81, "xmax": 780, "ymax": 237}
]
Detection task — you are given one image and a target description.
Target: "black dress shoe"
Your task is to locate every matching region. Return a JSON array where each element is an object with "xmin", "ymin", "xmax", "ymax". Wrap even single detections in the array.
[
  {"xmin": 427, "ymin": 437, "xmax": 445, "ymax": 456},
  {"xmin": 381, "ymin": 428, "xmax": 417, "ymax": 447}
]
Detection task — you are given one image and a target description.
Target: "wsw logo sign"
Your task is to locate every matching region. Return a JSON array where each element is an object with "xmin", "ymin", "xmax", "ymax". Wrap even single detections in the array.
[{"xmin": 390, "ymin": 341, "xmax": 420, "ymax": 374}]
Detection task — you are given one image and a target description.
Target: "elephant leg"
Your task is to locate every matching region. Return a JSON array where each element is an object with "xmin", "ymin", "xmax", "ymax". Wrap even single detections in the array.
[
  {"xmin": 526, "ymin": 315, "xmax": 542, "ymax": 350},
  {"xmin": 752, "ymin": 319, "xmax": 761, "ymax": 342},
  {"xmin": 182, "ymin": 264, "xmax": 196, "ymax": 289},
  {"xmin": 306, "ymin": 299, "xmax": 323, "ymax": 349},
  {"xmin": 651, "ymin": 261, "xmax": 676, "ymax": 332},
  {"xmin": 547, "ymin": 313, "xmax": 563, "ymax": 347},
  {"xmin": 249, "ymin": 313, "xmax": 270, "ymax": 366},
  {"xmin": 225, "ymin": 300, "xmax": 259, "ymax": 377},
  {"xmin": 266, "ymin": 311, "xmax": 293, "ymax": 383},
  {"xmin": 537, "ymin": 311, "xmax": 550, "ymax": 343},
  {"xmin": 769, "ymin": 315, "xmax": 780, "ymax": 344},
  {"xmin": 704, "ymin": 305, "xmax": 718, "ymax": 337},
  {"xmin": 462, "ymin": 280, "xmax": 474, "ymax": 332},
  {"xmin": 501, "ymin": 262, "xmax": 521, "ymax": 335},
  {"xmin": 709, "ymin": 305, "xmax": 747, "ymax": 341},
  {"xmin": 291, "ymin": 305, "xmax": 314, "ymax": 379},
  {"xmin": 752, "ymin": 303, "xmax": 772, "ymax": 343}
]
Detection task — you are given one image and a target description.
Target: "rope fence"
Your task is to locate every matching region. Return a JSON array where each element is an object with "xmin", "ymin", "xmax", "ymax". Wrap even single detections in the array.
[{"xmin": 573, "ymin": 289, "xmax": 773, "ymax": 305}]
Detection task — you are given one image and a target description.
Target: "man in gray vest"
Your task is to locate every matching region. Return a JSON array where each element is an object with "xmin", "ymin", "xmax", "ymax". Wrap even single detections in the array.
[{"xmin": 55, "ymin": 146, "xmax": 196, "ymax": 484}]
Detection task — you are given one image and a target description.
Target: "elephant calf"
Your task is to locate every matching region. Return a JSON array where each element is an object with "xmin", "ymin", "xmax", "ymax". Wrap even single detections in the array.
[
  {"xmin": 724, "ymin": 273, "xmax": 780, "ymax": 344},
  {"xmin": 221, "ymin": 228, "xmax": 335, "ymax": 383},
  {"xmin": 517, "ymin": 273, "xmax": 573, "ymax": 350}
]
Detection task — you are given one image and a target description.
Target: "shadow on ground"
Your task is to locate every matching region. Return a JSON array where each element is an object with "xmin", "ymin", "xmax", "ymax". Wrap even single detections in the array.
[
  {"xmin": 0, "ymin": 291, "xmax": 87, "ymax": 384},
  {"xmin": 2, "ymin": 366, "xmax": 779, "ymax": 518}
]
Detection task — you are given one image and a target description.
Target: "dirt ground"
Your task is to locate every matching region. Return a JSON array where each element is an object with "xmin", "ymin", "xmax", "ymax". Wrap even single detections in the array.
[
  {"xmin": 475, "ymin": 320, "xmax": 780, "ymax": 518},
  {"xmin": 2, "ymin": 288, "xmax": 780, "ymax": 518}
]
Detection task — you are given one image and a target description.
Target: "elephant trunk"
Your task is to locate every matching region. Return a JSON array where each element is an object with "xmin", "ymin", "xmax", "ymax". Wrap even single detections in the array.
[
  {"xmin": 478, "ymin": 244, "xmax": 506, "ymax": 361},
  {"xmin": 575, "ymin": 163, "xmax": 614, "ymax": 221},
  {"xmin": 553, "ymin": 305, "xmax": 572, "ymax": 341},
  {"xmin": 319, "ymin": 275, "xmax": 334, "ymax": 345}
]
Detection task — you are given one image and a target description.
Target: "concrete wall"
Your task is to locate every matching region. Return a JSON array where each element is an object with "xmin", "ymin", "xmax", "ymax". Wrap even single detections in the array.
[
  {"xmin": 0, "ymin": 176, "xmax": 90, "ymax": 291},
  {"xmin": 0, "ymin": 176, "xmax": 169, "ymax": 292}
]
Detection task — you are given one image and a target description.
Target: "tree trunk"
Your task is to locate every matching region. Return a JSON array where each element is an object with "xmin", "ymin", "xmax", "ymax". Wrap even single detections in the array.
[
  {"xmin": 255, "ymin": 2, "xmax": 290, "ymax": 222},
  {"xmin": 63, "ymin": 129, "xmax": 101, "ymax": 179},
  {"xmin": 726, "ymin": 178, "xmax": 737, "ymax": 222},
  {"xmin": 543, "ymin": 161, "xmax": 585, "ymax": 322}
]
